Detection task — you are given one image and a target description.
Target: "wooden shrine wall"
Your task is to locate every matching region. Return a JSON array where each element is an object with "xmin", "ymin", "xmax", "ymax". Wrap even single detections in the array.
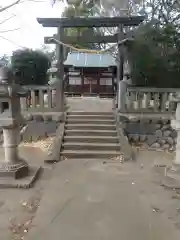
[{"xmin": 64, "ymin": 69, "xmax": 115, "ymax": 94}]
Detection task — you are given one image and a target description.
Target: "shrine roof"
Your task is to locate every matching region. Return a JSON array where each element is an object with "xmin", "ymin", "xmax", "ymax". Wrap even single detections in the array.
[{"xmin": 64, "ymin": 52, "xmax": 116, "ymax": 68}]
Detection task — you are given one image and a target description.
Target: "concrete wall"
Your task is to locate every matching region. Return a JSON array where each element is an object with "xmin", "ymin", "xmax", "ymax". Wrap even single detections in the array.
[
  {"xmin": 121, "ymin": 117, "xmax": 177, "ymax": 150},
  {"xmin": 20, "ymin": 113, "xmax": 65, "ymax": 142}
]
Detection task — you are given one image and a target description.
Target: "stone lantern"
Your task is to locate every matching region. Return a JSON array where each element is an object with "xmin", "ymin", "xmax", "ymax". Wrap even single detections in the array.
[{"xmin": 0, "ymin": 66, "xmax": 29, "ymax": 180}]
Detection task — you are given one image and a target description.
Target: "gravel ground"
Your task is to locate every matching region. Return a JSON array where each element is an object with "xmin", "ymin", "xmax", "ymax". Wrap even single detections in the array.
[
  {"xmin": 0, "ymin": 141, "xmax": 54, "ymax": 240},
  {"xmin": 1, "ymin": 143, "xmax": 180, "ymax": 239}
]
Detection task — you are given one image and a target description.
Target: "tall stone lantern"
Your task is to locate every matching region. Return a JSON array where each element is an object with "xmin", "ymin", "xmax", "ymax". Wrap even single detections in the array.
[{"xmin": 0, "ymin": 66, "xmax": 29, "ymax": 180}]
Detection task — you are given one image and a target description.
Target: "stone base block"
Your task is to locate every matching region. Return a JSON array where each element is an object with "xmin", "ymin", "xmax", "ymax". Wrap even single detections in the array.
[
  {"xmin": 0, "ymin": 165, "xmax": 28, "ymax": 179},
  {"xmin": 0, "ymin": 159, "xmax": 29, "ymax": 179},
  {"xmin": 165, "ymin": 166, "xmax": 180, "ymax": 181},
  {"xmin": 0, "ymin": 166, "xmax": 41, "ymax": 188},
  {"xmin": 161, "ymin": 166, "xmax": 180, "ymax": 190},
  {"xmin": 161, "ymin": 177, "xmax": 180, "ymax": 190},
  {"xmin": 44, "ymin": 122, "xmax": 65, "ymax": 164}
]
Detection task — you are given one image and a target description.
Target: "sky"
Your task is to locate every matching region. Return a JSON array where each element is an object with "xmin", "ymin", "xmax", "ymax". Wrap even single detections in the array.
[{"xmin": 0, "ymin": 0, "xmax": 65, "ymax": 56}]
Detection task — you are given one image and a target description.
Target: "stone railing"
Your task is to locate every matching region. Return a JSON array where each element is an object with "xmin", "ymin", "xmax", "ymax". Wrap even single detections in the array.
[
  {"xmin": 20, "ymin": 85, "xmax": 57, "ymax": 112},
  {"xmin": 119, "ymin": 87, "xmax": 179, "ymax": 117},
  {"xmin": 19, "ymin": 85, "xmax": 115, "ymax": 113}
]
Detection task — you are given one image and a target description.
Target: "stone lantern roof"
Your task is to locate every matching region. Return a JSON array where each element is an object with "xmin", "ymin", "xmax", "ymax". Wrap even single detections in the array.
[{"xmin": 0, "ymin": 67, "xmax": 27, "ymax": 97}]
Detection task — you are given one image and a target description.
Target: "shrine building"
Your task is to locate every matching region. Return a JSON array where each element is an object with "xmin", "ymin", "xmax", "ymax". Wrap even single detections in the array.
[{"xmin": 63, "ymin": 52, "xmax": 117, "ymax": 96}]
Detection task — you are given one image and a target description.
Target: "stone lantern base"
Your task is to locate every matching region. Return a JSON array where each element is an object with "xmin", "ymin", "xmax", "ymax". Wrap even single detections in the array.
[
  {"xmin": 0, "ymin": 124, "xmax": 41, "ymax": 188},
  {"xmin": 0, "ymin": 159, "xmax": 29, "ymax": 179},
  {"xmin": 0, "ymin": 164, "xmax": 41, "ymax": 188},
  {"xmin": 161, "ymin": 164, "xmax": 180, "ymax": 190},
  {"xmin": 165, "ymin": 164, "xmax": 180, "ymax": 181}
]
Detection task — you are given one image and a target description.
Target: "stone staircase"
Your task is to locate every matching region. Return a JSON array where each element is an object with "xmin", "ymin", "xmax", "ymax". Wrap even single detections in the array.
[{"xmin": 60, "ymin": 112, "xmax": 120, "ymax": 159}]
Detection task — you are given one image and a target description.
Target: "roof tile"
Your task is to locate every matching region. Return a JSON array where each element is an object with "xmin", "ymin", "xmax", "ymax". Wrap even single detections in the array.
[{"xmin": 64, "ymin": 52, "xmax": 116, "ymax": 68}]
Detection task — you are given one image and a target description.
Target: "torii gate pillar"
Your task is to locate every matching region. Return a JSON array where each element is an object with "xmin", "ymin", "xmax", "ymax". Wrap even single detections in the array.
[{"xmin": 54, "ymin": 26, "xmax": 64, "ymax": 112}]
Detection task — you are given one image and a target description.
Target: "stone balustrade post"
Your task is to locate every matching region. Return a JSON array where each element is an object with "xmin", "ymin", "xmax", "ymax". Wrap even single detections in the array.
[
  {"xmin": 48, "ymin": 66, "xmax": 64, "ymax": 112},
  {"xmin": 166, "ymin": 92, "xmax": 180, "ymax": 179},
  {"xmin": 20, "ymin": 97, "xmax": 28, "ymax": 111},
  {"xmin": 118, "ymin": 78, "xmax": 129, "ymax": 111},
  {"xmin": 172, "ymin": 96, "xmax": 180, "ymax": 166}
]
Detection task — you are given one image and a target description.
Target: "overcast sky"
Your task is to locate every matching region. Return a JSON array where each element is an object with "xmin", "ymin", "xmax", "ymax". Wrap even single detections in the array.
[{"xmin": 0, "ymin": 0, "xmax": 65, "ymax": 56}]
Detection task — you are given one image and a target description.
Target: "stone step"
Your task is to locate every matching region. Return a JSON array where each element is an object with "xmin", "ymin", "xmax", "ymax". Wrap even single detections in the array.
[
  {"xmin": 63, "ymin": 135, "xmax": 119, "ymax": 143},
  {"xmin": 62, "ymin": 142, "xmax": 120, "ymax": 151},
  {"xmin": 65, "ymin": 124, "xmax": 116, "ymax": 131},
  {"xmin": 65, "ymin": 129, "xmax": 117, "ymax": 136},
  {"xmin": 66, "ymin": 119, "xmax": 115, "ymax": 125},
  {"xmin": 67, "ymin": 111, "xmax": 113, "ymax": 116},
  {"xmin": 67, "ymin": 115, "xmax": 114, "ymax": 120},
  {"xmin": 60, "ymin": 150, "xmax": 119, "ymax": 159}
]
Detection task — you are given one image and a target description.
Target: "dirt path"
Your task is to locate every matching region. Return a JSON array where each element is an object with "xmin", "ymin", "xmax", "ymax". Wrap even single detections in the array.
[
  {"xmin": 0, "ymin": 146, "xmax": 53, "ymax": 240},
  {"xmin": 26, "ymin": 150, "xmax": 180, "ymax": 240}
]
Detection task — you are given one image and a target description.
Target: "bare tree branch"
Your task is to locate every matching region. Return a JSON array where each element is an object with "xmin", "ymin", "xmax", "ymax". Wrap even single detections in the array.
[
  {"xmin": 0, "ymin": 28, "xmax": 20, "ymax": 33},
  {"xmin": 0, "ymin": 0, "xmax": 22, "ymax": 13},
  {"xmin": 0, "ymin": 35, "xmax": 27, "ymax": 48},
  {"xmin": 0, "ymin": 15, "xmax": 16, "ymax": 25}
]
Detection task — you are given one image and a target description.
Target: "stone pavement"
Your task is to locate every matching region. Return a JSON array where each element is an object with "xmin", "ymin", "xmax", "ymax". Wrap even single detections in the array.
[
  {"xmin": 67, "ymin": 97, "xmax": 113, "ymax": 112},
  {"xmin": 27, "ymin": 151, "xmax": 180, "ymax": 240}
]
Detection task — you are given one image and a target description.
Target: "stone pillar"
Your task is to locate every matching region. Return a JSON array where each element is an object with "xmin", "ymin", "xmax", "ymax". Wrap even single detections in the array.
[
  {"xmin": 172, "ymin": 98, "xmax": 180, "ymax": 167},
  {"xmin": 0, "ymin": 118, "xmax": 28, "ymax": 177},
  {"xmin": 174, "ymin": 129, "xmax": 180, "ymax": 166},
  {"xmin": 0, "ymin": 126, "xmax": 28, "ymax": 178},
  {"xmin": 55, "ymin": 25, "xmax": 64, "ymax": 112},
  {"xmin": 117, "ymin": 25, "xmax": 124, "ymax": 82},
  {"xmin": 20, "ymin": 97, "xmax": 27, "ymax": 111},
  {"xmin": 166, "ymin": 93, "xmax": 180, "ymax": 179},
  {"xmin": 3, "ymin": 127, "xmax": 19, "ymax": 163},
  {"xmin": 118, "ymin": 80, "xmax": 127, "ymax": 110},
  {"xmin": 116, "ymin": 24, "xmax": 124, "ymax": 109}
]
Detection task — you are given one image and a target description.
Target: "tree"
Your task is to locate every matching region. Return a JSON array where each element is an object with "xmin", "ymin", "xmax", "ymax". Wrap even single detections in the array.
[
  {"xmin": 61, "ymin": 0, "xmax": 103, "ymax": 50},
  {"xmin": 128, "ymin": 22, "xmax": 180, "ymax": 88},
  {"xmin": 94, "ymin": 0, "xmax": 180, "ymax": 88},
  {"xmin": 0, "ymin": 1, "xmax": 22, "ymax": 34},
  {"xmin": 123, "ymin": 0, "xmax": 180, "ymax": 87},
  {"xmin": 40, "ymin": 44, "xmax": 56, "ymax": 62},
  {"xmin": 53, "ymin": 0, "xmax": 180, "ymax": 88},
  {"xmin": 11, "ymin": 49, "xmax": 51, "ymax": 85},
  {"xmin": 0, "ymin": 55, "xmax": 10, "ymax": 67}
]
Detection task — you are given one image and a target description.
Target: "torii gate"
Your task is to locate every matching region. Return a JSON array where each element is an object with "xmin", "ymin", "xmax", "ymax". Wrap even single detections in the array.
[{"xmin": 37, "ymin": 16, "xmax": 144, "ymax": 111}]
